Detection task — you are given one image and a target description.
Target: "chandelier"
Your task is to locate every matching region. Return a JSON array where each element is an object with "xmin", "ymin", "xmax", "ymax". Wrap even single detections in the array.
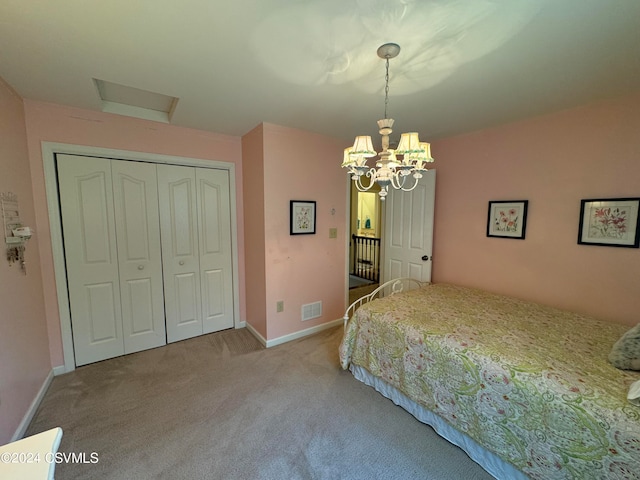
[{"xmin": 342, "ymin": 43, "xmax": 434, "ymax": 200}]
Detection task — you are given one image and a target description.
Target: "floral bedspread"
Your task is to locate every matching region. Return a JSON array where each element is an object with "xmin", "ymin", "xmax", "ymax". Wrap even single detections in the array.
[{"xmin": 339, "ymin": 284, "xmax": 640, "ymax": 480}]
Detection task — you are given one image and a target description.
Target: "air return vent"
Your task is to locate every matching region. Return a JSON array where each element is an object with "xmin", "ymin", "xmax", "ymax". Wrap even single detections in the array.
[{"xmin": 301, "ymin": 301, "xmax": 322, "ymax": 321}]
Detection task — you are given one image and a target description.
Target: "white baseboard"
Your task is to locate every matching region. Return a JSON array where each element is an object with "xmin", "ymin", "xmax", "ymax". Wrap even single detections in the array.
[
  {"xmin": 266, "ymin": 318, "xmax": 343, "ymax": 348},
  {"xmin": 12, "ymin": 370, "xmax": 54, "ymax": 442},
  {"xmin": 245, "ymin": 323, "xmax": 267, "ymax": 347},
  {"xmin": 245, "ymin": 318, "xmax": 343, "ymax": 349},
  {"xmin": 52, "ymin": 365, "xmax": 67, "ymax": 376}
]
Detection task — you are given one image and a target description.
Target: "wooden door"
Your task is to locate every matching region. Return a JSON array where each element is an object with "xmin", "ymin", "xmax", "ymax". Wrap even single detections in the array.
[
  {"xmin": 111, "ymin": 160, "xmax": 166, "ymax": 353},
  {"xmin": 383, "ymin": 171, "xmax": 436, "ymax": 283},
  {"xmin": 58, "ymin": 154, "xmax": 124, "ymax": 366}
]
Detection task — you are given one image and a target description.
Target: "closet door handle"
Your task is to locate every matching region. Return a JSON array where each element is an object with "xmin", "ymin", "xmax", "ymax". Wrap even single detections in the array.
[
  {"xmin": 179, "ymin": 260, "xmax": 185, "ymax": 266},
  {"xmin": 137, "ymin": 265, "xmax": 144, "ymax": 270}
]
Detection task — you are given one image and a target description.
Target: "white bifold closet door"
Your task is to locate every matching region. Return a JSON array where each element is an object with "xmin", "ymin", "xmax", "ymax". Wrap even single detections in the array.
[
  {"xmin": 157, "ymin": 164, "xmax": 234, "ymax": 343},
  {"xmin": 111, "ymin": 160, "xmax": 166, "ymax": 352},
  {"xmin": 58, "ymin": 155, "xmax": 166, "ymax": 366}
]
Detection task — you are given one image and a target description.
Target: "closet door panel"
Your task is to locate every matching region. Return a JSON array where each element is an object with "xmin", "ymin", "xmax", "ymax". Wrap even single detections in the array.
[
  {"xmin": 158, "ymin": 164, "xmax": 203, "ymax": 342},
  {"xmin": 175, "ymin": 272, "xmax": 199, "ymax": 325},
  {"xmin": 112, "ymin": 160, "xmax": 166, "ymax": 353},
  {"xmin": 197, "ymin": 169, "xmax": 234, "ymax": 333},
  {"xmin": 203, "ymin": 269, "xmax": 224, "ymax": 319},
  {"xmin": 57, "ymin": 154, "xmax": 124, "ymax": 366},
  {"xmin": 126, "ymin": 279, "xmax": 155, "ymax": 333},
  {"xmin": 85, "ymin": 283, "xmax": 120, "ymax": 341}
]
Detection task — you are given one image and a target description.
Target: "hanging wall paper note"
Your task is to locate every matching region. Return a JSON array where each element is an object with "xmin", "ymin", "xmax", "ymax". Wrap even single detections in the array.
[{"xmin": 1, "ymin": 192, "xmax": 32, "ymax": 273}]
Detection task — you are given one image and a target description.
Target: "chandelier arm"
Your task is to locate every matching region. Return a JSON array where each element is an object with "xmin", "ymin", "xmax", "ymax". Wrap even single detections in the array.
[
  {"xmin": 389, "ymin": 171, "xmax": 409, "ymax": 190},
  {"xmin": 389, "ymin": 172, "xmax": 403, "ymax": 190},
  {"xmin": 355, "ymin": 181, "xmax": 373, "ymax": 192},
  {"xmin": 354, "ymin": 169, "xmax": 377, "ymax": 191},
  {"xmin": 397, "ymin": 175, "xmax": 420, "ymax": 192},
  {"xmin": 388, "ymin": 171, "xmax": 420, "ymax": 192}
]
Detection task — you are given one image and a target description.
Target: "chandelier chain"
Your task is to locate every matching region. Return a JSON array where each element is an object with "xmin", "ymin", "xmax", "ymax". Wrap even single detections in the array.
[
  {"xmin": 384, "ymin": 57, "xmax": 390, "ymax": 119},
  {"xmin": 343, "ymin": 43, "xmax": 433, "ymax": 200}
]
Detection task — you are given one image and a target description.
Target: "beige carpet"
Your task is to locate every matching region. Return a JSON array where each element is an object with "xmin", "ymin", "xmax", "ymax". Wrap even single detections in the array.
[{"xmin": 26, "ymin": 326, "xmax": 493, "ymax": 480}]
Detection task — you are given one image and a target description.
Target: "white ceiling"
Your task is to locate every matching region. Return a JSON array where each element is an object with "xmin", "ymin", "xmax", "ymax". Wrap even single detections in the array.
[{"xmin": 1, "ymin": 0, "xmax": 639, "ymax": 144}]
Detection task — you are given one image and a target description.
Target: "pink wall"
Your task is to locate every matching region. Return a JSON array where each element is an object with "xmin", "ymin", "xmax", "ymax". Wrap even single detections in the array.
[
  {"xmin": 0, "ymin": 79, "xmax": 51, "ymax": 443},
  {"xmin": 22, "ymin": 100, "xmax": 245, "ymax": 367},
  {"xmin": 242, "ymin": 125, "xmax": 268, "ymax": 338},
  {"xmin": 261, "ymin": 123, "xmax": 346, "ymax": 340},
  {"xmin": 432, "ymin": 91, "xmax": 640, "ymax": 326}
]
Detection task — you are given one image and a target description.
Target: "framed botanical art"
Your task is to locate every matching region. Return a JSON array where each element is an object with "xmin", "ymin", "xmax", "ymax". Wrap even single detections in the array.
[
  {"xmin": 577, "ymin": 197, "xmax": 640, "ymax": 248},
  {"xmin": 290, "ymin": 200, "xmax": 316, "ymax": 235},
  {"xmin": 487, "ymin": 200, "xmax": 528, "ymax": 239}
]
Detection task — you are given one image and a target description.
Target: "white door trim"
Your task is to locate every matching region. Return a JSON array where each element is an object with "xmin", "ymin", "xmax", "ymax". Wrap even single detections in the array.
[{"xmin": 42, "ymin": 142, "xmax": 242, "ymax": 373}]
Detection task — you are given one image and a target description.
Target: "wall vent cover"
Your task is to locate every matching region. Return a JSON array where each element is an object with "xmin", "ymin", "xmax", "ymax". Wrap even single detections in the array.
[{"xmin": 301, "ymin": 301, "xmax": 322, "ymax": 321}]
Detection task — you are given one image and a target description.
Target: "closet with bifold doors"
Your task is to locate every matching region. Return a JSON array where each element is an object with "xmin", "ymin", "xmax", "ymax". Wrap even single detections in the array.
[
  {"xmin": 57, "ymin": 154, "xmax": 234, "ymax": 367},
  {"xmin": 157, "ymin": 164, "xmax": 234, "ymax": 343}
]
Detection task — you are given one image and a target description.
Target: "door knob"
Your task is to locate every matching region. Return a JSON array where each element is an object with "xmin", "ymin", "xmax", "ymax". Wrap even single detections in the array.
[
  {"xmin": 421, "ymin": 255, "xmax": 430, "ymax": 261},
  {"xmin": 179, "ymin": 260, "xmax": 185, "ymax": 266},
  {"xmin": 138, "ymin": 265, "xmax": 144, "ymax": 270}
]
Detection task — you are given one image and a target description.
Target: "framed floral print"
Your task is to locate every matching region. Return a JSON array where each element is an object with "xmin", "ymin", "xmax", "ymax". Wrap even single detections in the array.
[
  {"xmin": 487, "ymin": 200, "xmax": 528, "ymax": 239},
  {"xmin": 290, "ymin": 200, "xmax": 316, "ymax": 235},
  {"xmin": 578, "ymin": 197, "xmax": 640, "ymax": 248}
]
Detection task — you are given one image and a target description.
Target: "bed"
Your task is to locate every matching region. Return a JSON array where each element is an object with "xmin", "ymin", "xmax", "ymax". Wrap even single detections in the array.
[{"xmin": 339, "ymin": 279, "xmax": 640, "ymax": 480}]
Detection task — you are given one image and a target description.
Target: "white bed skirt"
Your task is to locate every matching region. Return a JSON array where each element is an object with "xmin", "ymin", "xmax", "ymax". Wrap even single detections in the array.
[{"xmin": 350, "ymin": 364, "xmax": 528, "ymax": 480}]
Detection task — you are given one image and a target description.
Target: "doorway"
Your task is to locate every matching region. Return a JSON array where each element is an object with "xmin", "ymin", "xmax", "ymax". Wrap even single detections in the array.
[
  {"xmin": 345, "ymin": 171, "xmax": 436, "ymax": 307},
  {"xmin": 348, "ymin": 183, "xmax": 382, "ymax": 305}
]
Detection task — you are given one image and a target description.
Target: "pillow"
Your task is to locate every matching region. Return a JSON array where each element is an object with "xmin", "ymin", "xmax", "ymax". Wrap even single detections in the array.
[{"xmin": 609, "ymin": 323, "xmax": 640, "ymax": 370}]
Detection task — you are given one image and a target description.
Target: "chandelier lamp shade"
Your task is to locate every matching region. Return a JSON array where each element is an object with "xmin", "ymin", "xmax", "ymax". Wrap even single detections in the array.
[{"xmin": 342, "ymin": 43, "xmax": 434, "ymax": 199}]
